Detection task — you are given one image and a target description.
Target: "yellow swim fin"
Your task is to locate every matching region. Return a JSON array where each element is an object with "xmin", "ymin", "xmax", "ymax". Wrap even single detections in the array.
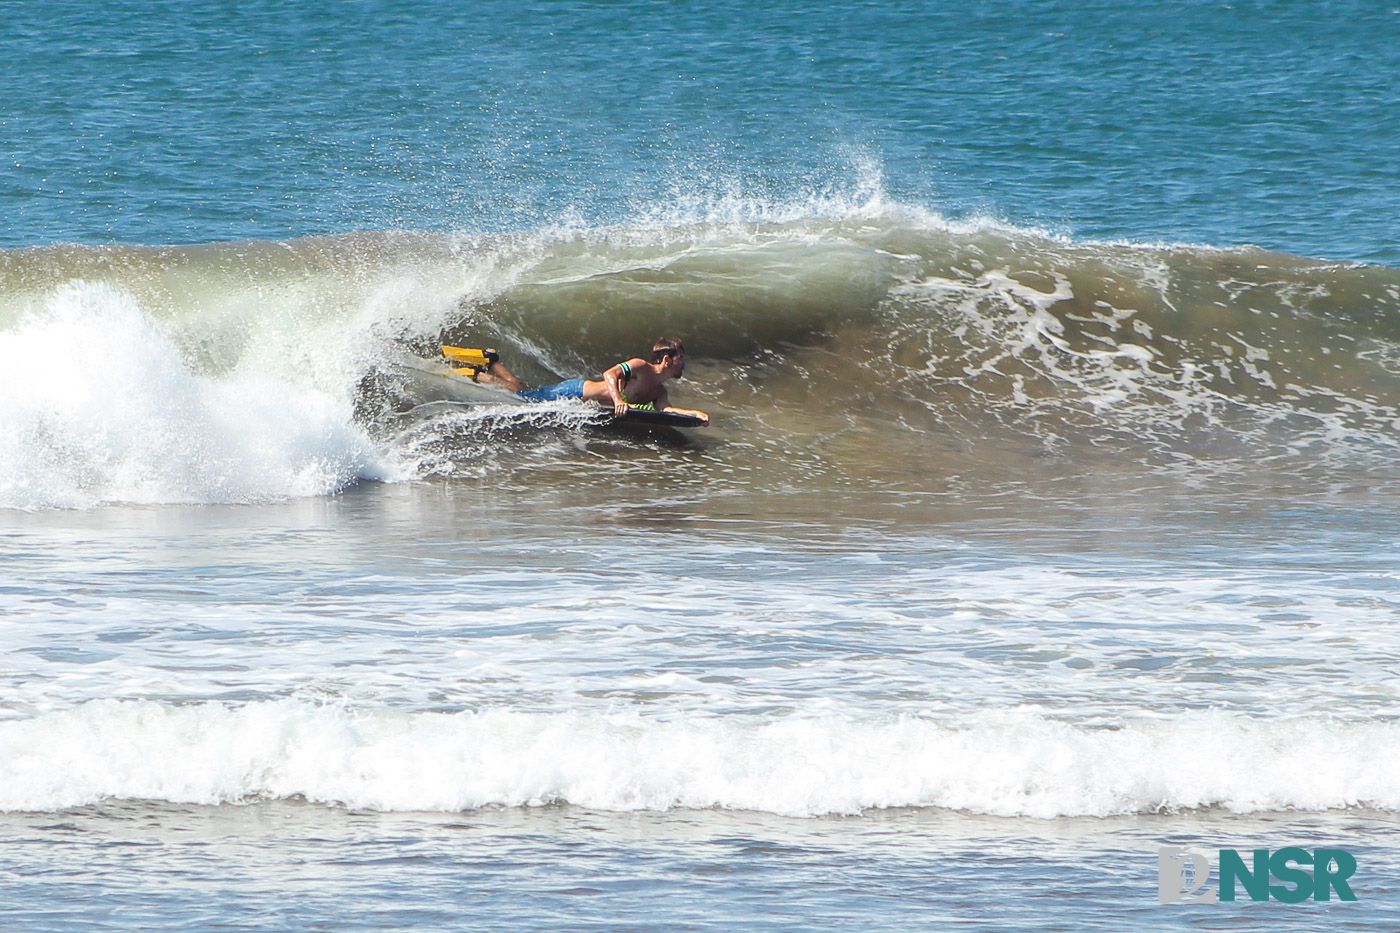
[{"xmin": 441, "ymin": 345, "xmax": 499, "ymax": 368}]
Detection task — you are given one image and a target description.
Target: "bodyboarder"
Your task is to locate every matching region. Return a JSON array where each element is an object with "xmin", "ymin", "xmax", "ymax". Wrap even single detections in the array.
[{"xmin": 516, "ymin": 337, "xmax": 708, "ymax": 425}]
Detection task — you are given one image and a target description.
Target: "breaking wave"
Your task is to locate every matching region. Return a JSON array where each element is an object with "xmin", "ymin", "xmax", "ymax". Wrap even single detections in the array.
[
  {"xmin": 3, "ymin": 195, "xmax": 1400, "ymax": 508},
  {"xmin": 2, "ymin": 699, "xmax": 1395, "ymax": 818}
]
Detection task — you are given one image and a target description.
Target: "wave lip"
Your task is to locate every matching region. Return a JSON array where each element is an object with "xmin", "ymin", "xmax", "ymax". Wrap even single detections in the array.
[{"xmin": 2, "ymin": 700, "xmax": 1394, "ymax": 818}]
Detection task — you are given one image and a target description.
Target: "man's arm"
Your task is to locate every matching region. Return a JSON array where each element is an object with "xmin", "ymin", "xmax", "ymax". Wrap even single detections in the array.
[
  {"xmin": 602, "ymin": 363, "xmax": 629, "ymax": 416},
  {"xmin": 602, "ymin": 358, "xmax": 646, "ymax": 416},
  {"xmin": 654, "ymin": 387, "xmax": 710, "ymax": 426}
]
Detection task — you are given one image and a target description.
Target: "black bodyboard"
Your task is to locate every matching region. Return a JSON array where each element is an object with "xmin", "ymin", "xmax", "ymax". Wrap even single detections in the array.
[{"xmin": 616, "ymin": 408, "xmax": 706, "ymax": 428}]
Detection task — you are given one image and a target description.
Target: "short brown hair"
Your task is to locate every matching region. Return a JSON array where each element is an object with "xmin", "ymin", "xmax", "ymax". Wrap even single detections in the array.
[{"xmin": 651, "ymin": 336, "xmax": 684, "ymax": 363}]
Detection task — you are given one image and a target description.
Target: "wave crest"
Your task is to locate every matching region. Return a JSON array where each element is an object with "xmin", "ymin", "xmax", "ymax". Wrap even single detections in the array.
[{"xmin": 3, "ymin": 700, "xmax": 1394, "ymax": 818}]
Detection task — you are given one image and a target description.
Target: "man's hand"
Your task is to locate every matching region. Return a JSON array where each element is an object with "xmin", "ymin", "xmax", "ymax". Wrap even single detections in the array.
[{"xmin": 666, "ymin": 407, "xmax": 709, "ymax": 426}]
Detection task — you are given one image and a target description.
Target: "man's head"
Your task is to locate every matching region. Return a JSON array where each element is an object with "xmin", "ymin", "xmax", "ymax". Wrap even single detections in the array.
[{"xmin": 652, "ymin": 336, "xmax": 685, "ymax": 377}]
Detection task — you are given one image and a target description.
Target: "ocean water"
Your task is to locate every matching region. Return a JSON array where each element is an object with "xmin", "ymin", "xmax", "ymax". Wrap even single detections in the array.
[{"xmin": 4, "ymin": 1, "xmax": 1400, "ymax": 929}]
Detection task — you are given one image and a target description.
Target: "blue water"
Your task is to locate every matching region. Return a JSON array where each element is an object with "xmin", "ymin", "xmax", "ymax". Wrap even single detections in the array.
[
  {"xmin": 5, "ymin": 2, "xmax": 1400, "ymax": 931},
  {"xmin": 6, "ymin": 1, "xmax": 1399, "ymax": 261}
]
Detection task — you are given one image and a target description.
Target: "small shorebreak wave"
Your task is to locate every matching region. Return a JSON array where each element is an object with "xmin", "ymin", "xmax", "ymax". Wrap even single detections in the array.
[
  {"xmin": 2, "ymin": 699, "xmax": 1395, "ymax": 819},
  {"xmin": 3, "ymin": 199, "xmax": 1400, "ymax": 508}
]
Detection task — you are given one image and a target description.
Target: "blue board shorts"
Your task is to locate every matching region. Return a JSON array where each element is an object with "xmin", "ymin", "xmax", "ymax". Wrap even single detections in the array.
[{"xmin": 518, "ymin": 378, "xmax": 586, "ymax": 402}]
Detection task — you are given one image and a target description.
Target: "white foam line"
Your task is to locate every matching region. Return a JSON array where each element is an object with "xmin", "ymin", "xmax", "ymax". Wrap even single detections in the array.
[{"xmin": 3, "ymin": 700, "xmax": 1397, "ymax": 818}]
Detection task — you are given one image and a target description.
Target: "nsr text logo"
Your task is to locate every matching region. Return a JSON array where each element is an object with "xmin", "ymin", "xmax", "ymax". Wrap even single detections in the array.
[{"xmin": 1158, "ymin": 847, "xmax": 1357, "ymax": 904}]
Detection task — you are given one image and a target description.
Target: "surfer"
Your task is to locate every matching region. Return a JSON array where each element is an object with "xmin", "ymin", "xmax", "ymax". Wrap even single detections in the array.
[{"xmin": 519, "ymin": 336, "xmax": 710, "ymax": 425}]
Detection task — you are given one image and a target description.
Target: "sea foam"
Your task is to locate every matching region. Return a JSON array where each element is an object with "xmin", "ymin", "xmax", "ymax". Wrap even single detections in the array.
[
  {"xmin": 2, "ymin": 699, "xmax": 1395, "ymax": 818},
  {"xmin": 0, "ymin": 281, "xmax": 387, "ymax": 509}
]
